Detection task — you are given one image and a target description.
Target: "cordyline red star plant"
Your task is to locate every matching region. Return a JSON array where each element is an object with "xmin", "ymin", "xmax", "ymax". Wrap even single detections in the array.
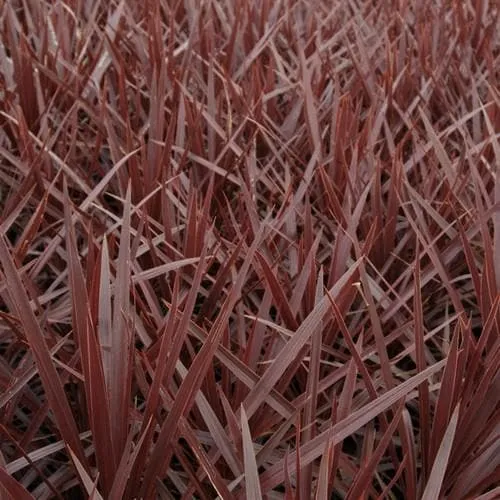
[{"xmin": 0, "ymin": 0, "xmax": 499, "ymax": 498}]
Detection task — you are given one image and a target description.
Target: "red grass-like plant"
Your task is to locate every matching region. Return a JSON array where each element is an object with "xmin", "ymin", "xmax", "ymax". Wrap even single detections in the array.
[{"xmin": 1, "ymin": 0, "xmax": 499, "ymax": 498}]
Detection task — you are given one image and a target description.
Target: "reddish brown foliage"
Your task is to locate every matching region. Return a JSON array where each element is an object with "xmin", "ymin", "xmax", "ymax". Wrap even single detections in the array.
[{"xmin": 1, "ymin": 0, "xmax": 499, "ymax": 498}]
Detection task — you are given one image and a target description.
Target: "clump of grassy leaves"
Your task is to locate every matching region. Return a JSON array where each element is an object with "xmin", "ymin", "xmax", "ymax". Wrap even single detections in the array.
[{"xmin": 1, "ymin": 0, "xmax": 499, "ymax": 498}]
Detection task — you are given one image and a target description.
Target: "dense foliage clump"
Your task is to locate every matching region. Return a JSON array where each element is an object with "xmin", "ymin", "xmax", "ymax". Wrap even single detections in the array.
[{"xmin": 0, "ymin": 0, "xmax": 499, "ymax": 498}]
